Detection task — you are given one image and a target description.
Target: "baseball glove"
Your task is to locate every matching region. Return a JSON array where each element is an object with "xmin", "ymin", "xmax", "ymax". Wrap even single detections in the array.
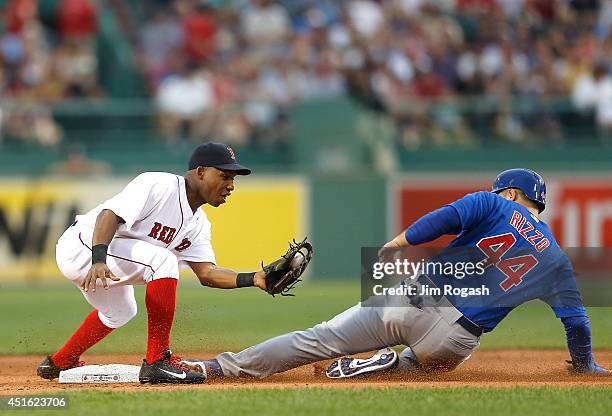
[{"xmin": 262, "ymin": 238, "xmax": 313, "ymax": 296}]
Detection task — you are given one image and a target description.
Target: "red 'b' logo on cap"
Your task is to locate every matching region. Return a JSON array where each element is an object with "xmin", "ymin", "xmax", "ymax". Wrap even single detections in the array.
[{"xmin": 227, "ymin": 146, "xmax": 236, "ymax": 160}]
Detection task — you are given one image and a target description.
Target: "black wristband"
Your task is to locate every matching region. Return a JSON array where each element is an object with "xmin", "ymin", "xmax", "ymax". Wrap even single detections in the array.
[
  {"xmin": 236, "ymin": 272, "xmax": 255, "ymax": 288},
  {"xmin": 92, "ymin": 244, "xmax": 108, "ymax": 264}
]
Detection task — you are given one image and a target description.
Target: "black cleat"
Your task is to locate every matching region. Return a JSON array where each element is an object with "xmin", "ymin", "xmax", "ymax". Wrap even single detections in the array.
[
  {"xmin": 139, "ymin": 350, "xmax": 205, "ymax": 384},
  {"xmin": 37, "ymin": 356, "xmax": 84, "ymax": 380}
]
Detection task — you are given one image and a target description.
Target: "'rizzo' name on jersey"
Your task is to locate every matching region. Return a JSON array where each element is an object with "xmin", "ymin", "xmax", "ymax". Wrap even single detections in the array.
[{"xmin": 508, "ymin": 210, "xmax": 550, "ymax": 252}]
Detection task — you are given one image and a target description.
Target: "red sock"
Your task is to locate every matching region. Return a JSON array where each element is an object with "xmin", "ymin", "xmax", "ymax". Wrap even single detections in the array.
[
  {"xmin": 51, "ymin": 309, "xmax": 114, "ymax": 368},
  {"xmin": 145, "ymin": 278, "xmax": 178, "ymax": 364}
]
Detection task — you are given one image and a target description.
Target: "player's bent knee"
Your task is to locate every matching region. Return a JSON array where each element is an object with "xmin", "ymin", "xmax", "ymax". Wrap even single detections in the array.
[{"xmin": 97, "ymin": 302, "xmax": 138, "ymax": 329}]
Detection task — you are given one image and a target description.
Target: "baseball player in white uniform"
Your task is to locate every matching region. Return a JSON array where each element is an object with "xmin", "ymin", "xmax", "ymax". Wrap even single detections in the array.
[{"xmin": 37, "ymin": 142, "xmax": 268, "ymax": 384}]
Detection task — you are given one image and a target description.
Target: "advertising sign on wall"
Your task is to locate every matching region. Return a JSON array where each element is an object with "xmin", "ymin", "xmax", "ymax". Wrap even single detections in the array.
[{"xmin": 392, "ymin": 176, "xmax": 612, "ymax": 247}]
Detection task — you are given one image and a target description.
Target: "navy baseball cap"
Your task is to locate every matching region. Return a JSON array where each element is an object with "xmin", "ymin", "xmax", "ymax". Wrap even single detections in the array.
[{"xmin": 188, "ymin": 142, "xmax": 251, "ymax": 175}]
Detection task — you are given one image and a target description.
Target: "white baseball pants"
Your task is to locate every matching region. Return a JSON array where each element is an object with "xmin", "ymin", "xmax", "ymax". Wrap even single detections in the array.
[{"xmin": 55, "ymin": 224, "xmax": 179, "ymax": 328}]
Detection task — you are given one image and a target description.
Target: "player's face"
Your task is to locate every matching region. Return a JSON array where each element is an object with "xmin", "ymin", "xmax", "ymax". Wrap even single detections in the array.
[{"xmin": 203, "ymin": 168, "xmax": 236, "ymax": 207}]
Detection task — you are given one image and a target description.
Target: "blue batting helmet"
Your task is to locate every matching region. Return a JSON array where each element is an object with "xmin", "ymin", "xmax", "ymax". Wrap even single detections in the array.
[{"xmin": 491, "ymin": 168, "xmax": 546, "ymax": 212}]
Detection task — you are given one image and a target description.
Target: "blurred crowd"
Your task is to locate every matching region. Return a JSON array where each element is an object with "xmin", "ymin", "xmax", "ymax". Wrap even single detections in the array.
[
  {"xmin": 0, "ymin": 0, "xmax": 100, "ymax": 146},
  {"xmin": 3, "ymin": 0, "xmax": 612, "ymax": 149},
  {"xmin": 141, "ymin": 0, "xmax": 612, "ymax": 148}
]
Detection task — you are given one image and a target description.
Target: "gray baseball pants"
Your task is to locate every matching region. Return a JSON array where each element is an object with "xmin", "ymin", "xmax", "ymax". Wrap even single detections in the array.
[{"xmin": 215, "ymin": 285, "xmax": 481, "ymax": 378}]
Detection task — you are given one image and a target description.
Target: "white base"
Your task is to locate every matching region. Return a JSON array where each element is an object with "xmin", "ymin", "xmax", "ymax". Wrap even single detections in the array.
[{"xmin": 59, "ymin": 364, "xmax": 141, "ymax": 384}]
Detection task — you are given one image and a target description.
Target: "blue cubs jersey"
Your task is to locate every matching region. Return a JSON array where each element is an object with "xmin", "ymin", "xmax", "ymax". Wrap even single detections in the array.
[{"xmin": 427, "ymin": 191, "xmax": 585, "ymax": 332}]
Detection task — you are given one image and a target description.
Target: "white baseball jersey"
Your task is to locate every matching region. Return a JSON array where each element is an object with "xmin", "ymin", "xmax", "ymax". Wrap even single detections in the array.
[{"xmin": 74, "ymin": 172, "xmax": 216, "ymax": 267}]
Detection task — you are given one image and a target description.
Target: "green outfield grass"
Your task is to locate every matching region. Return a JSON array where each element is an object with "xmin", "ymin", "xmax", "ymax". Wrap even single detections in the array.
[
  {"xmin": 1, "ymin": 280, "xmax": 612, "ymax": 355},
  {"xmin": 2, "ymin": 387, "xmax": 612, "ymax": 416}
]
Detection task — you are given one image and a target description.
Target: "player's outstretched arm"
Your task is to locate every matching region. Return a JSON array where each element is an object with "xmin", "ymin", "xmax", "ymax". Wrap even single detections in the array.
[
  {"xmin": 188, "ymin": 261, "xmax": 266, "ymax": 291},
  {"xmin": 188, "ymin": 239, "xmax": 312, "ymax": 296},
  {"xmin": 379, "ymin": 205, "xmax": 462, "ymax": 261}
]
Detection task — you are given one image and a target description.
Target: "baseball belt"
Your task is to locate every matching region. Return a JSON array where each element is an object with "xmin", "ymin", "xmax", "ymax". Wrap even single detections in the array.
[{"xmin": 413, "ymin": 274, "xmax": 484, "ymax": 338}]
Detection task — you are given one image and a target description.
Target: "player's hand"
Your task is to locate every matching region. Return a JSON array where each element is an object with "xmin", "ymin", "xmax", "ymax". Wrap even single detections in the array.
[
  {"xmin": 568, "ymin": 359, "xmax": 611, "ymax": 375},
  {"xmin": 590, "ymin": 363, "xmax": 612, "ymax": 374},
  {"xmin": 378, "ymin": 240, "xmax": 403, "ymax": 263},
  {"xmin": 253, "ymin": 270, "xmax": 267, "ymax": 292},
  {"xmin": 81, "ymin": 263, "xmax": 120, "ymax": 292}
]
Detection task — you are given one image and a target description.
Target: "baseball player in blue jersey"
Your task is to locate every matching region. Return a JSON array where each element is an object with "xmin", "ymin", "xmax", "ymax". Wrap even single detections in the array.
[{"xmin": 182, "ymin": 168, "xmax": 610, "ymax": 380}]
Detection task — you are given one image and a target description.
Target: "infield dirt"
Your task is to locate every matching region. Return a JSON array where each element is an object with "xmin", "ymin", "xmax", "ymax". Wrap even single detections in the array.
[{"xmin": 2, "ymin": 350, "xmax": 612, "ymax": 394}]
